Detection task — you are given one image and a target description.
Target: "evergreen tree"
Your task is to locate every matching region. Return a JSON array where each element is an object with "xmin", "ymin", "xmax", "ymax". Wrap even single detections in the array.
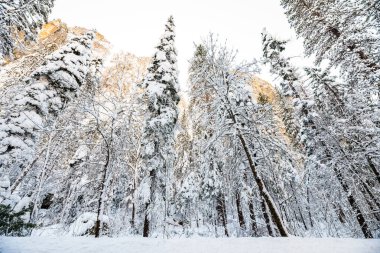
[
  {"xmin": 304, "ymin": 68, "xmax": 344, "ymax": 115},
  {"xmin": 278, "ymin": 0, "xmax": 380, "ymax": 235},
  {"xmin": 0, "ymin": 204, "xmax": 35, "ymax": 236},
  {"xmin": 0, "ymin": 32, "xmax": 95, "ymax": 185},
  {"xmin": 262, "ymin": 30, "xmax": 376, "ymax": 238},
  {"xmin": 280, "ymin": 0, "xmax": 380, "ymax": 101},
  {"xmin": 0, "ymin": 0, "xmax": 55, "ymax": 62},
  {"xmin": 139, "ymin": 16, "xmax": 180, "ymax": 237}
]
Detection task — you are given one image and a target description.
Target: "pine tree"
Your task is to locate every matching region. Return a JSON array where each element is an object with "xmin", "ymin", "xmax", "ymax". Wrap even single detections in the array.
[
  {"xmin": 0, "ymin": 204, "xmax": 35, "ymax": 236},
  {"xmin": 0, "ymin": 0, "xmax": 55, "ymax": 62},
  {"xmin": 304, "ymin": 67, "xmax": 344, "ymax": 115},
  {"xmin": 280, "ymin": 0, "xmax": 380, "ymax": 101},
  {"xmin": 0, "ymin": 32, "xmax": 95, "ymax": 185},
  {"xmin": 262, "ymin": 30, "xmax": 375, "ymax": 238},
  {"xmin": 279, "ymin": 0, "xmax": 380, "ymax": 237},
  {"xmin": 139, "ymin": 16, "xmax": 180, "ymax": 237}
]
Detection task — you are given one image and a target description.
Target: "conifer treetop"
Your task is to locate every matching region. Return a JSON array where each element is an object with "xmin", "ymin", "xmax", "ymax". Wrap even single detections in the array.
[{"xmin": 143, "ymin": 16, "xmax": 179, "ymax": 115}]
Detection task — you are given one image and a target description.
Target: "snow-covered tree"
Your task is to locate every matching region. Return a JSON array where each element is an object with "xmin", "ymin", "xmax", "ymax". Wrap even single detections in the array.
[
  {"xmin": 0, "ymin": 32, "xmax": 95, "ymax": 184},
  {"xmin": 186, "ymin": 35, "xmax": 297, "ymax": 237},
  {"xmin": 279, "ymin": 0, "xmax": 380, "ymax": 236},
  {"xmin": 280, "ymin": 0, "xmax": 380, "ymax": 101},
  {"xmin": 262, "ymin": 30, "xmax": 377, "ymax": 238},
  {"xmin": 0, "ymin": 0, "xmax": 55, "ymax": 62},
  {"xmin": 139, "ymin": 16, "xmax": 180, "ymax": 237},
  {"xmin": 27, "ymin": 50, "xmax": 148, "ymax": 237}
]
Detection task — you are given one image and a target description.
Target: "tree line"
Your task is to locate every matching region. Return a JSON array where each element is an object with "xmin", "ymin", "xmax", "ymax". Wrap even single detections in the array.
[{"xmin": 0, "ymin": 0, "xmax": 379, "ymax": 238}]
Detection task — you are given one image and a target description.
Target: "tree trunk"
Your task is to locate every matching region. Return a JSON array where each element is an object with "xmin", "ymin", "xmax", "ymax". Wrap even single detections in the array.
[
  {"xmin": 261, "ymin": 199, "xmax": 273, "ymax": 236},
  {"xmin": 143, "ymin": 169, "xmax": 156, "ymax": 237},
  {"xmin": 225, "ymin": 105, "xmax": 288, "ymax": 236},
  {"xmin": 360, "ymin": 183, "xmax": 380, "ymax": 222},
  {"xmin": 237, "ymin": 133, "xmax": 289, "ymax": 236},
  {"xmin": 94, "ymin": 123, "xmax": 112, "ymax": 238},
  {"xmin": 362, "ymin": 182, "xmax": 380, "ymax": 209},
  {"xmin": 131, "ymin": 200, "xmax": 136, "ymax": 230},
  {"xmin": 94, "ymin": 156, "xmax": 110, "ymax": 238},
  {"xmin": 320, "ymin": 138, "xmax": 374, "ymax": 238},
  {"xmin": 337, "ymin": 206, "xmax": 346, "ymax": 224},
  {"xmin": 236, "ymin": 192, "xmax": 245, "ymax": 230},
  {"xmin": 332, "ymin": 167, "xmax": 373, "ymax": 238},
  {"xmin": 143, "ymin": 202, "xmax": 150, "ymax": 237},
  {"xmin": 366, "ymin": 156, "xmax": 380, "ymax": 185},
  {"xmin": 306, "ymin": 176, "xmax": 314, "ymax": 228},
  {"xmin": 217, "ymin": 194, "xmax": 229, "ymax": 237},
  {"xmin": 290, "ymin": 183, "xmax": 308, "ymax": 230},
  {"xmin": 244, "ymin": 172, "xmax": 258, "ymax": 236},
  {"xmin": 248, "ymin": 199, "xmax": 258, "ymax": 236}
]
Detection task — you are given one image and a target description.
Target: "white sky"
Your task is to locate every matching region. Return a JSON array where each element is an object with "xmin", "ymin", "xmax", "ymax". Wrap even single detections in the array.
[{"xmin": 51, "ymin": 0, "xmax": 306, "ymax": 91}]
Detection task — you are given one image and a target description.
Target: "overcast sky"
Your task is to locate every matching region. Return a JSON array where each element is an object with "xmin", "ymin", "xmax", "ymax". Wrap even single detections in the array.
[{"xmin": 51, "ymin": 0, "xmax": 305, "ymax": 90}]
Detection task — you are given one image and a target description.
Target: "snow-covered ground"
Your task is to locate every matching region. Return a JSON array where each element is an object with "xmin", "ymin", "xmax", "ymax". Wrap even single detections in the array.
[{"xmin": 0, "ymin": 237, "xmax": 379, "ymax": 253}]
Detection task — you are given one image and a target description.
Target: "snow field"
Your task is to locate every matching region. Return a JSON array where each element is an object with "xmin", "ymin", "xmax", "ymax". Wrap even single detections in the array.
[{"xmin": 0, "ymin": 237, "xmax": 379, "ymax": 253}]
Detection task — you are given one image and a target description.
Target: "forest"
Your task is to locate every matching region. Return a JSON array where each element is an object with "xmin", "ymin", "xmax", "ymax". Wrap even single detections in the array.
[{"xmin": 0, "ymin": 0, "xmax": 379, "ymax": 242}]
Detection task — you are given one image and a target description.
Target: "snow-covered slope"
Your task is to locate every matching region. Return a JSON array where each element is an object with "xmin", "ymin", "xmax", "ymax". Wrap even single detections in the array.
[{"xmin": 0, "ymin": 237, "xmax": 379, "ymax": 253}]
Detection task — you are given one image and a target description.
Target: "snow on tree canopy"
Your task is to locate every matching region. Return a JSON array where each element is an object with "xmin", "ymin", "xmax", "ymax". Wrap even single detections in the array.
[
  {"xmin": 141, "ymin": 15, "xmax": 180, "ymax": 164},
  {"xmin": 0, "ymin": 0, "xmax": 55, "ymax": 62},
  {"xmin": 280, "ymin": 0, "xmax": 380, "ymax": 102},
  {"xmin": 262, "ymin": 28, "xmax": 379, "ymax": 239},
  {"xmin": 139, "ymin": 15, "xmax": 180, "ymax": 237},
  {"xmin": 32, "ymin": 32, "xmax": 95, "ymax": 101},
  {"xmin": 0, "ymin": 32, "xmax": 95, "ymax": 182}
]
